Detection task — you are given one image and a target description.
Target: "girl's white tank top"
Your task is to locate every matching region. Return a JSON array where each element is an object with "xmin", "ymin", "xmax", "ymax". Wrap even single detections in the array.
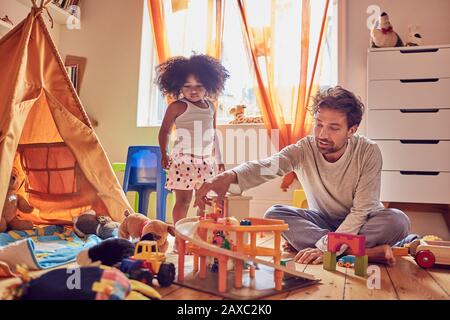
[{"xmin": 172, "ymin": 98, "xmax": 215, "ymax": 157}]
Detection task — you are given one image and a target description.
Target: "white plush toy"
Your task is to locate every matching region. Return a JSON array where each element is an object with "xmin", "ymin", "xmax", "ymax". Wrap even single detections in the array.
[
  {"xmin": 371, "ymin": 12, "xmax": 403, "ymax": 48},
  {"xmin": 406, "ymin": 25, "xmax": 422, "ymax": 46}
]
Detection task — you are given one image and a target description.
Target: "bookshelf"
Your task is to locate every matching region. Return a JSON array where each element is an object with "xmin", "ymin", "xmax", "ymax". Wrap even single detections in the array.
[
  {"xmin": 16, "ymin": 0, "xmax": 80, "ymax": 26},
  {"xmin": 0, "ymin": 19, "xmax": 14, "ymax": 37}
]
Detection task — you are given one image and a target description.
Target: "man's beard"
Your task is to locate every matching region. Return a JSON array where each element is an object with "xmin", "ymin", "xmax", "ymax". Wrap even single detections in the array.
[{"xmin": 316, "ymin": 139, "xmax": 344, "ymax": 155}]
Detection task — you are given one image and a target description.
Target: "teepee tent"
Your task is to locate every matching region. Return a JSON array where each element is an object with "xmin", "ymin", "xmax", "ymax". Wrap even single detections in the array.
[{"xmin": 0, "ymin": 1, "xmax": 132, "ymax": 225}]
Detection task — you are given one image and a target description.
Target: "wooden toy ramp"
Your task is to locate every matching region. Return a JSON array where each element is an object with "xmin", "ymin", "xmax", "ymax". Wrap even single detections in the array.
[{"xmin": 174, "ymin": 217, "xmax": 319, "ymax": 299}]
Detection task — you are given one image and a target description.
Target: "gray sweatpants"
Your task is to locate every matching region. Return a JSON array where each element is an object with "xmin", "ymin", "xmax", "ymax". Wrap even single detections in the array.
[{"xmin": 264, "ymin": 205, "xmax": 411, "ymax": 251}]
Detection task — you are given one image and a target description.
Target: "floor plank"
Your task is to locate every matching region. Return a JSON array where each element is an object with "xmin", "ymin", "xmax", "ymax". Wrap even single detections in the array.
[
  {"xmin": 284, "ymin": 263, "xmax": 346, "ymax": 300},
  {"xmin": 425, "ymin": 266, "xmax": 450, "ymax": 297},
  {"xmin": 343, "ymin": 264, "xmax": 398, "ymax": 300},
  {"xmin": 158, "ymin": 284, "xmax": 182, "ymax": 298},
  {"xmin": 162, "ymin": 287, "xmax": 224, "ymax": 300},
  {"xmin": 386, "ymin": 257, "xmax": 448, "ymax": 300}
]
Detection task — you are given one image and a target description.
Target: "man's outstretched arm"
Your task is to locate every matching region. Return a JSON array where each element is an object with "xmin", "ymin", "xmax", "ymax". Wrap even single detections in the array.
[{"xmin": 194, "ymin": 141, "xmax": 304, "ymax": 211}]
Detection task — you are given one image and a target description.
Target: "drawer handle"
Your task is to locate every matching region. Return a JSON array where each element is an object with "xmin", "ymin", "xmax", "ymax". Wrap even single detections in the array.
[
  {"xmin": 400, "ymin": 171, "xmax": 440, "ymax": 176},
  {"xmin": 400, "ymin": 109, "xmax": 439, "ymax": 113},
  {"xmin": 400, "ymin": 78, "xmax": 439, "ymax": 83},
  {"xmin": 400, "ymin": 140, "xmax": 439, "ymax": 144},
  {"xmin": 400, "ymin": 48, "xmax": 439, "ymax": 53}
]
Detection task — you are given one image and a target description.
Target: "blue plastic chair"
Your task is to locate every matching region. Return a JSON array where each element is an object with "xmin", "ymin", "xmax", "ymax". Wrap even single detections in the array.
[{"xmin": 122, "ymin": 146, "xmax": 171, "ymax": 221}]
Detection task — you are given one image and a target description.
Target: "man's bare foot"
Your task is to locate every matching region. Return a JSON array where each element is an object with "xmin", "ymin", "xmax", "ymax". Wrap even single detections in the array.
[{"xmin": 366, "ymin": 245, "xmax": 396, "ymax": 267}]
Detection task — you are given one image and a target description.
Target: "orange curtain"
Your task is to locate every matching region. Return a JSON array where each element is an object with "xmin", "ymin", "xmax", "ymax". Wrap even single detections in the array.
[
  {"xmin": 147, "ymin": 0, "xmax": 225, "ymax": 107},
  {"xmin": 147, "ymin": 0, "xmax": 225, "ymax": 61},
  {"xmin": 147, "ymin": 0, "xmax": 171, "ymax": 63},
  {"xmin": 238, "ymin": 0, "xmax": 330, "ymax": 190}
]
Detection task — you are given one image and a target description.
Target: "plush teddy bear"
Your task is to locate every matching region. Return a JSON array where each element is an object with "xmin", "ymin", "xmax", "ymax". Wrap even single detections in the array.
[
  {"xmin": 229, "ymin": 105, "xmax": 264, "ymax": 124},
  {"xmin": 119, "ymin": 211, "xmax": 175, "ymax": 253},
  {"xmin": 73, "ymin": 210, "xmax": 120, "ymax": 240},
  {"xmin": 0, "ymin": 167, "xmax": 34, "ymax": 233},
  {"xmin": 371, "ymin": 12, "xmax": 403, "ymax": 48}
]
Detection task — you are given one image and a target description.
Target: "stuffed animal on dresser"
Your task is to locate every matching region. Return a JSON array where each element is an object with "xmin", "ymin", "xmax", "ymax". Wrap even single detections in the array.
[
  {"xmin": 0, "ymin": 167, "xmax": 34, "ymax": 233},
  {"xmin": 228, "ymin": 105, "xmax": 264, "ymax": 124},
  {"xmin": 405, "ymin": 25, "xmax": 422, "ymax": 46},
  {"xmin": 371, "ymin": 12, "xmax": 403, "ymax": 48}
]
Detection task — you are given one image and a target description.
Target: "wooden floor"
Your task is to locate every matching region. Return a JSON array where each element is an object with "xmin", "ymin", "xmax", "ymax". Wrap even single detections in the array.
[
  {"xmin": 1, "ymin": 234, "xmax": 449, "ymax": 300},
  {"xmin": 160, "ymin": 234, "xmax": 450, "ymax": 300}
]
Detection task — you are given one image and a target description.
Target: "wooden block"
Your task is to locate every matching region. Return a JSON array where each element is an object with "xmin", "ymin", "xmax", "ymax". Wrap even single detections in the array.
[
  {"xmin": 328, "ymin": 232, "xmax": 365, "ymax": 256},
  {"xmin": 392, "ymin": 247, "xmax": 409, "ymax": 256},
  {"xmin": 323, "ymin": 251, "xmax": 336, "ymax": 271},
  {"xmin": 354, "ymin": 255, "xmax": 368, "ymax": 277}
]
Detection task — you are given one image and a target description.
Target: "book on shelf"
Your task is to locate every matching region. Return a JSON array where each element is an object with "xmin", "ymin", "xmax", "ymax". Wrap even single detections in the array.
[
  {"xmin": 65, "ymin": 64, "xmax": 79, "ymax": 93},
  {"xmin": 52, "ymin": 0, "xmax": 81, "ymax": 13}
]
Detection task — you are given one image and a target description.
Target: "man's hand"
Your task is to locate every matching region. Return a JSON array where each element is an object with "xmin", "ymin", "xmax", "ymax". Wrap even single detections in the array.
[
  {"xmin": 294, "ymin": 247, "xmax": 323, "ymax": 264},
  {"xmin": 194, "ymin": 170, "xmax": 237, "ymax": 213}
]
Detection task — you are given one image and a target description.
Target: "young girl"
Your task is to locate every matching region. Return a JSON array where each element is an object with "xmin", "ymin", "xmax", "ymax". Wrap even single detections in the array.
[{"xmin": 156, "ymin": 54, "xmax": 229, "ymax": 238}]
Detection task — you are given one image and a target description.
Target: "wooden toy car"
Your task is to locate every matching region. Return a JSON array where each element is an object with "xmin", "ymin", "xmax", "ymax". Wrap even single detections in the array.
[
  {"xmin": 337, "ymin": 255, "xmax": 355, "ymax": 268},
  {"xmin": 119, "ymin": 240, "xmax": 175, "ymax": 287},
  {"xmin": 409, "ymin": 239, "xmax": 450, "ymax": 268}
]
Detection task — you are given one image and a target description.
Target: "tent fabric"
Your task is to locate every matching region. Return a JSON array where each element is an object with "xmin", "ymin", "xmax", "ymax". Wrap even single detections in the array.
[{"xmin": 0, "ymin": 4, "xmax": 132, "ymax": 224}]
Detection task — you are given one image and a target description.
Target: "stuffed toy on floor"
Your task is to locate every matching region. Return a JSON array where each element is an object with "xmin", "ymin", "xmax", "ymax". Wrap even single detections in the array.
[
  {"xmin": 119, "ymin": 211, "xmax": 175, "ymax": 253},
  {"xmin": 0, "ymin": 167, "xmax": 34, "ymax": 233},
  {"xmin": 73, "ymin": 210, "xmax": 119, "ymax": 239},
  {"xmin": 2, "ymin": 265, "xmax": 161, "ymax": 300},
  {"xmin": 77, "ymin": 238, "xmax": 135, "ymax": 267},
  {"xmin": 370, "ymin": 12, "xmax": 403, "ymax": 48}
]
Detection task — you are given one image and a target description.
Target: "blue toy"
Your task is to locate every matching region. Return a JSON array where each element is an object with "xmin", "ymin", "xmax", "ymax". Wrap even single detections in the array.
[{"xmin": 337, "ymin": 255, "xmax": 355, "ymax": 268}]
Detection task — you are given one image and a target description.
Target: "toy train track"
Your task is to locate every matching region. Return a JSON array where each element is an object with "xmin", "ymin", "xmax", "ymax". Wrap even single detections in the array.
[{"xmin": 174, "ymin": 217, "xmax": 317, "ymax": 281}]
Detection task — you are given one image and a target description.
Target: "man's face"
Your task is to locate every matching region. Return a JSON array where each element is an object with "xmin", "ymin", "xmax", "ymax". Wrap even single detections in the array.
[{"xmin": 313, "ymin": 107, "xmax": 357, "ymax": 157}]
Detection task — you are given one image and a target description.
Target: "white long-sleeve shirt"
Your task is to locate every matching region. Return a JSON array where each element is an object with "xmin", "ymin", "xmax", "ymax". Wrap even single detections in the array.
[{"xmin": 232, "ymin": 134, "xmax": 385, "ymax": 252}]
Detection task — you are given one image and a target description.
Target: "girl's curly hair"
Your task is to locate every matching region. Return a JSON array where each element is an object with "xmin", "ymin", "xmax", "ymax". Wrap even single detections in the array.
[{"xmin": 155, "ymin": 54, "xmax": 229, "ymax": 99}]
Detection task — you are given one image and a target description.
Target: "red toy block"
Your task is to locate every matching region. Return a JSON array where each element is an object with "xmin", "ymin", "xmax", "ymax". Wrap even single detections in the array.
[{"xmin": 327, "ymin": 232, "xmax": 365, "ymax": 256}]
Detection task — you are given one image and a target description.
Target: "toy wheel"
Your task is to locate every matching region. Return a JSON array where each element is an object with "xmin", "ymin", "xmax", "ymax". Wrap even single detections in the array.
[
  {"xmin": 140, "ymin": 270, "xmax": 154, "ymax": 285},
  {"xmin": 345, "ymin": 262, "xmax": 352, "ymax": 268},
  {"xmin": 157, "ymin": 263, "xmax": 175, "ymax": 287},
  {"xmin": 415, "ymin": 250, "xmax": 435, "ymax": 268},
  {"xmin": 337, "ymin": 261, "xmax": 344, "ymax": 267},
  {"xmin": 130, "ymin": 268, "xmax": 153, "ymax": 284}
]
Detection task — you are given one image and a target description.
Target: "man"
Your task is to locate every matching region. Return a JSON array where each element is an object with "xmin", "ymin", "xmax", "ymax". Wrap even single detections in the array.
[{"xmin": 195, "ymin": 86, "xmax": 411, "ymax": 266}]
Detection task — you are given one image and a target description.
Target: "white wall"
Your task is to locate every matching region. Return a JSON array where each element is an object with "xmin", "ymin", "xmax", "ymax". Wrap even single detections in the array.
[
  {"xmin": 0, "ymin": 0, "xmax": 60, "ymax": 43},
  {"xmin": 58, "ymin": 0, "xmax": 159, "ymax": 163}
]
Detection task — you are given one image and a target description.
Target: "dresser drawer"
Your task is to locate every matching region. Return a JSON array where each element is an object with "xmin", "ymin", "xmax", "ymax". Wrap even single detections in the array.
[
  {"xmin": 381, "ymin": 171, "xmax": 450, "ymax": 204},
  {"xmin": 367, "ymin": 109, "xmax": 450, "ymax": 139},
  {"xmin": 376, "ymin": 140, "xmax": 450, "ymax": 171},
  {"xmin": 368, "ymin": 47, "xmax": 450, "ymax": 80},
  {"xmin": 368, "ymin": 78, "xmax": 450, "ymax": 110}
]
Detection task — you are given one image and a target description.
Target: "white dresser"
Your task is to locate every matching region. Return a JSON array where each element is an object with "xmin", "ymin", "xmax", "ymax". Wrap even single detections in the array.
[{"xmin": 367, "ymin": 44, "xmax": 450, "ymax": 205}]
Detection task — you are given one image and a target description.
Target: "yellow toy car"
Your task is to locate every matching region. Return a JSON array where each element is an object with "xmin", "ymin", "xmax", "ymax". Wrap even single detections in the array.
[{"xmin": 120, "ymin": 240, "xmax": 175, "ymax": 287}]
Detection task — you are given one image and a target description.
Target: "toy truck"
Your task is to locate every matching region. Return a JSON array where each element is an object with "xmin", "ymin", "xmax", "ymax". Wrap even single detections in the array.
[
  {"xmin": 119, "ymin": 240, "xmax": 175, "ymax": 287},
  {"xmin": 337, "ymin": 255, "xmax": 355, "ymax": 268},
  {"xmin": 409, "ymin": 239, "xmax": 450, "ymax": 269}
]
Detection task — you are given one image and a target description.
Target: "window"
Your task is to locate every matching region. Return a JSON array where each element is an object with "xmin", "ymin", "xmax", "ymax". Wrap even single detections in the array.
[{"xmin": 137, "ymin": 0, "xmax": 337, "ymax": 127}]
